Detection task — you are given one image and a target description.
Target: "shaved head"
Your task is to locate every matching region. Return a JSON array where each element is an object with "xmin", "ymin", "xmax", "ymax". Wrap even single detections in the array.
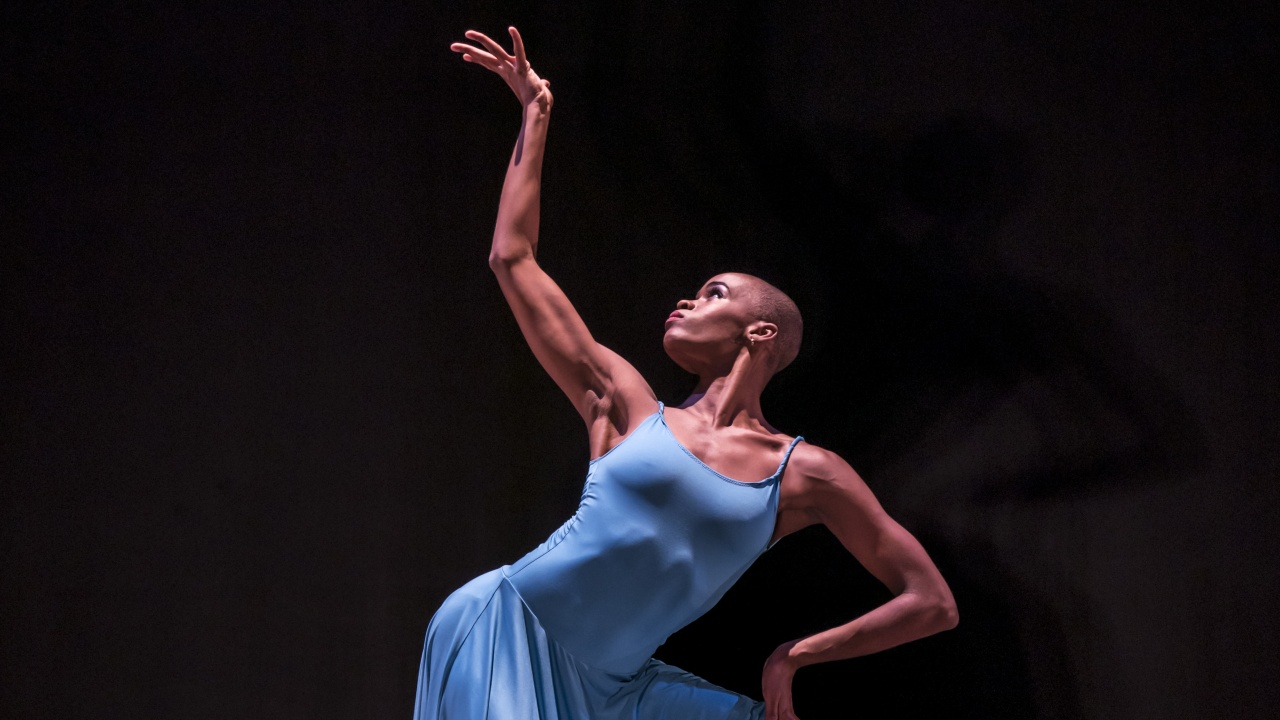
[{"xmin": 736, "ymin": 274, "xmax": 803, "ymax": 375}]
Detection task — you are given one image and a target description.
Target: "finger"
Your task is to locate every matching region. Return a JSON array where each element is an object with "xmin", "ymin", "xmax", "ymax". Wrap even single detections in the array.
[
  {"xmin": 449, "ymin": 43, "xmax": 504, "ymax": 70},
  {"xmin": 449, "ymin": 42, "xmax": 493, "ymax": 58},
  {"xmin": 509, "ymin": 26, "xmax": 529, "ymax": 71},
  {"xmin": 459, "ymin": 53, "xmax": 493, "ymax": 69},
  {"xmin": 766, "ymin": 701, "xmax": 794, "ymax": 720},
  {"xmin": 465, "ymin": 30, "xmax": 515, "ymax": 64}
]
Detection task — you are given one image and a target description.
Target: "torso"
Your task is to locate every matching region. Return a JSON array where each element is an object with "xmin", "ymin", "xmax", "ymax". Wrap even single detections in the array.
[{"xmin": 502, "ymin": 401, "xmax": 799, "ymax": 673}]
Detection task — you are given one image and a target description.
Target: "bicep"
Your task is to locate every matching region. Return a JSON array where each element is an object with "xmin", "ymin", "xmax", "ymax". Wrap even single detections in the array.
[
  {"xmin": 491, "ymin": 257, "xmax": 651, "ymax": 422},
  {"xmin": 811, "ymin": 457, "xmax": 948, "ymax": 596}
]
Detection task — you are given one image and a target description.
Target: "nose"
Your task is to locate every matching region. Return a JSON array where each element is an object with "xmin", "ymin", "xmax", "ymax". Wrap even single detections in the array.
[{"xmin": 676, "ymin": 298, "xmax": 695, "ymax": 311}]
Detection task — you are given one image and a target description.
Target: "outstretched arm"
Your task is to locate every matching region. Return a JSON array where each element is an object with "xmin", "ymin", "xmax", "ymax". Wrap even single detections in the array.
[
  {"xmin": 450, "ymin": 29, "xmax": 653, "ymax": 434},
  {"xmin": 763, "ymin": 447, "xmax": 958, "ymax": 719}
]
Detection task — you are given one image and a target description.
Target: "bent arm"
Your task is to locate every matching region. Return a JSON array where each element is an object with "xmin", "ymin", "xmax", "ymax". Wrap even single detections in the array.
[
  {"xmin": 763, "ymin": 448, "xmax": 957, "ymax": 717},
  {"xmin": 791, "ymin": 453, "xmax": 957, "ymax": 664}
]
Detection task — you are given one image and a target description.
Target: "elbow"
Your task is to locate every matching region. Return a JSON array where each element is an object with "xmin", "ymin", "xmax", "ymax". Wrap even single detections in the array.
[
  {"xmin": 938, "ymin": 596, "xmax": 959, "ymax": 632},
  {"xmin": 912, "ymin": 588, "xmax": 958, "ymax": 634},
  {"xmin": 929, "ymin": 587, "xmax": 959, "ymax": 632},
  {"xmin": 487, "ymin": 250, "xmax": 516, "ymax": 271},
  {"xmin": 488, "ymin": 247, "xmax": 533, "ymax": 272},
  {"xmin": 488, "ymin": 232, "xmax": 536, "ymax": 270}
]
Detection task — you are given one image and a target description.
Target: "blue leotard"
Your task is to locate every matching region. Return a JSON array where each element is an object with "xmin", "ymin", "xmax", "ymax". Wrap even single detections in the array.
[{"xmin": 414, "ymin": 402, "xmax": 803, "ymax": 719}]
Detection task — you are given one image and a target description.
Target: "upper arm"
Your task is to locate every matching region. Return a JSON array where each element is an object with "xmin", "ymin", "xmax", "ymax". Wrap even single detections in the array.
[
  {"xmin": 489, "ymin": 255, "xmax": 654, "ymax": 425},
  {"xmin": 797, "ymin": 447, "xmax": 954, "ymax": 601}
]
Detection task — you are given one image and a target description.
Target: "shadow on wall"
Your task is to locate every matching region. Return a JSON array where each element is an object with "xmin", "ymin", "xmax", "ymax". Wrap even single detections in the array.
[
  {"xmin": 656, "ymin": 27, "xmax": 1206, "ymax": 720},
  {"xmin": 746, "ymin": 109, "xmax": 1203, "ymax": 502}
]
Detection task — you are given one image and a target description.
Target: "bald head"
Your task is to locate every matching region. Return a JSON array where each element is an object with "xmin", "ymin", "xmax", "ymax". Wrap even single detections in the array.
[{"xmin": 736, "ymin": 274, "xmax": 803, "ymax": 375}]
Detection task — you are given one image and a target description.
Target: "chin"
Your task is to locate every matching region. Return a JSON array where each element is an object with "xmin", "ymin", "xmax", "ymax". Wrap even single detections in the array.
[
  {"xmin": 662, "ymin": 337, "xmax": 694, "ymax": 374},
  {"xmin": 661, "ymin": 335, "xmax": 678, "ymax": 362}
]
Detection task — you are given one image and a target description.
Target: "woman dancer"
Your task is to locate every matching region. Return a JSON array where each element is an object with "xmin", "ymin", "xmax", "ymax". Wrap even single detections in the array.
[{"xmin": 418, "ymin": 27, "xmax": 958, "ymax": 720}]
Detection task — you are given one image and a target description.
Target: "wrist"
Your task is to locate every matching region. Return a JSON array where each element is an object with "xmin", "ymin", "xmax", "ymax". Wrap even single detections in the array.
[
  {"xmin": 786, "ymin": 637, "xmax": 821, "ymax": 669},
  {"xmin": 524, "ymin": 101, "xmax": 551, "ymax": 121},
  {"xmin": 769, "ymin": 639, "xmax": 807, "ymax": 673}
]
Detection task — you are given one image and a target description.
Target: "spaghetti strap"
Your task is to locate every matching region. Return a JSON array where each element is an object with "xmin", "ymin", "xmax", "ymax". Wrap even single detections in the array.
[
  {"xmin": 658, "ymin": 401, "xmax": 801, "ymax": 482},
  {"xmin": 775, "ymin": 435, "xmax": 804, "ymax": 476}
]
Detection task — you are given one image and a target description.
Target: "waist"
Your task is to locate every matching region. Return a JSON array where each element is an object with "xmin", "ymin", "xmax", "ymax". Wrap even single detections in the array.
[{"xmin": 501, "ymin": 528, "xmax": 764, "ymax": 673}]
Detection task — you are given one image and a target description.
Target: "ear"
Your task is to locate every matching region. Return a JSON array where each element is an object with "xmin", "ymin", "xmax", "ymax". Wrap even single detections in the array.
[{"xmin": 746, "ymin": 321, "xmax": 778, "ymax": 345}]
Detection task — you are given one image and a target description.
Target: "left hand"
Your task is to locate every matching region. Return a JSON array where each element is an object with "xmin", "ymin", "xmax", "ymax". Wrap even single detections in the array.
[
  {"xmin": 762, "ymin": 640, "xmax": 802, "ymax": 720},
  {"xmin": 450, "ymin": 27, "xmax": 553, "ymax": 113}
]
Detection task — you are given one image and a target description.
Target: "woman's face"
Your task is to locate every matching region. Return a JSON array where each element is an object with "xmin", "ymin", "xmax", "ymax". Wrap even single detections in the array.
[{"xmin": 662, "ymin": 273, "xmax": 759, "ymax": 375}]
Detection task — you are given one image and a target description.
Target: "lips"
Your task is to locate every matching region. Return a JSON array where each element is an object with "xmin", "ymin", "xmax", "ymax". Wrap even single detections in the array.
[{"xmin": 665, "ymin": 312, "xmax": 683, "ymax": 326}]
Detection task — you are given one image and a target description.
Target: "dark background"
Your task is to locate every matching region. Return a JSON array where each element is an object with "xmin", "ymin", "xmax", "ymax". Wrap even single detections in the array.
[{"xmin": 5, "ymin": 1, "xmax": 1277, "ymax": 718}]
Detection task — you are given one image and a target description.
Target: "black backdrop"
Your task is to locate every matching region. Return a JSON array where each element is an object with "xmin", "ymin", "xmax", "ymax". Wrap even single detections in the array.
[{"xmin": 5, "ymin": 2, "xmax": 1278, "ymax": 718}]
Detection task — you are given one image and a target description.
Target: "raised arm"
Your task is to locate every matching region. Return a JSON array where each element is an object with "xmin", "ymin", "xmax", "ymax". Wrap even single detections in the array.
[
  {"xmin": 450, "ymin": 28, "xmax": 653, "ymax": 435},
  {"xmin": 764, "ymin": 446, "xmax": 959, "ymax": 719}
]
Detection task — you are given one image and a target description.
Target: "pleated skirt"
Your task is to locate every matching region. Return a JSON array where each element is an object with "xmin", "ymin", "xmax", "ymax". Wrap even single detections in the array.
[{"xmin": 414, "ymin": 568, "xmax": 764, "ymax": 720}]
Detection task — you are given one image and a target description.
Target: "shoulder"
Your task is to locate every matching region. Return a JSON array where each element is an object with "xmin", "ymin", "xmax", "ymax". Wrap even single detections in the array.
[
  {"xmin": 786, "ymin": 440, "xmax": 858, "ymax": 486},
  {"xmin": 783, "ymin": 440, "xmax": 882, "ymax": 517}
]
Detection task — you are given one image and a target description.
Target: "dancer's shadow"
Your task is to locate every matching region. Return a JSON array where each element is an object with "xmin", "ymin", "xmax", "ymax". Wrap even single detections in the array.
[
  {"xmin": 761, "ymin": 112, "xmax": 1204, "ymax": 508},
  {"xmin": 648, "ymin": 7, "xmax": 1206, "ymax": 716}
]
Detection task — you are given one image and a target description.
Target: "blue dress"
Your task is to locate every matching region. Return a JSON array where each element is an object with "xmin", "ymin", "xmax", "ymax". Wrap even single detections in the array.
[{"xmin": 414, "ymin": 402, "xmax": 804, "ymax": 719}]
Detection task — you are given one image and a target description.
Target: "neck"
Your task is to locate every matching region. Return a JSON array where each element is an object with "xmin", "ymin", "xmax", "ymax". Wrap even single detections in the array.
[{"xmin": 680, "ymin": 347, "xmax": 773, "ymax": 429}]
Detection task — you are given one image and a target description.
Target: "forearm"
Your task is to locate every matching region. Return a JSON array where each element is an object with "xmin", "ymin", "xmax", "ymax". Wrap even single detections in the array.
[
  {"xmin": 490, "ymin": 103, "xmax": 551, "ymax": 265},
  {"xmin": 786, "ymin": 589, "xmax": 957, "ymax": 668}
]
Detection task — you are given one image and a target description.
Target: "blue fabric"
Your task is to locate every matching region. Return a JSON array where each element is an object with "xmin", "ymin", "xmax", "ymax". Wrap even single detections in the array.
[{"xmin": 415, "ymin": 403, "xmax": 803, "ymax": 719}]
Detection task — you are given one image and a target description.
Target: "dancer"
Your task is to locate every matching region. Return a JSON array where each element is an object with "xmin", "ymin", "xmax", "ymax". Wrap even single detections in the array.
[{"xmin": 417, "ymin": 27, "xmax": 957, "ymax": 720}]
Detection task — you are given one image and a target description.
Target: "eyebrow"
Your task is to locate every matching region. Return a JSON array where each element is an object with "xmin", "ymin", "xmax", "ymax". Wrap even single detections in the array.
[{"xmin": 702, "ymin": 281, "xmax": 730, "ymax": 294}]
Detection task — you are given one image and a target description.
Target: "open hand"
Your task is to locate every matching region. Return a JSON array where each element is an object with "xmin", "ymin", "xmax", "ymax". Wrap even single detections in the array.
[
  {"xmin": 450, "ymin": 27, "xmax": 553, "ymax": 112},
  {"xmin": 762, "ymin": 640, "xmax": 802, "ymax": 720}
]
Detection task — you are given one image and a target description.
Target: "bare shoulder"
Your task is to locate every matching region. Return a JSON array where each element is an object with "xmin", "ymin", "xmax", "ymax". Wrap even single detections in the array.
[
  {"xmin": 785, "ymin": 441, "xmax": 861, "ymax": 487},
  {"xmin": 781, "ymin": 440, "xmax": 884, "ymax": 519}
]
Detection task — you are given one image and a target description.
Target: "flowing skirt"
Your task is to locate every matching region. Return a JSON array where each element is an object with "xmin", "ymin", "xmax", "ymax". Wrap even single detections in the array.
[{"xmin": 414, "ymin": 568, "xmax": 764, "ymax": 719}]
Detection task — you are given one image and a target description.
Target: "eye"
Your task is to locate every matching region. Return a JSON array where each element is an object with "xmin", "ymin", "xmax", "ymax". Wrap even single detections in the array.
[{"xmin": 707, "ymin": 287, "xmax": 725, "ymax": 299}]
